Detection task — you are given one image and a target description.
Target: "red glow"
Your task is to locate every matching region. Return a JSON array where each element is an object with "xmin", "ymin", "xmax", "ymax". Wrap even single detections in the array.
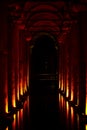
[
  {"xmin": 71, "ymin": 77, "xmax": 74, "ymax": 101},
  {"xmin": 26, "ymin": 37, "xmax": 32, "ymax": 41},
  {"xmin": 29, "ymin": 12, "xmax": 59, "ymax": 21},
  {"xmin": 20, "ymin": 81, "xmax": 23, "ymax": 96},
  {"xmin": 19, "ymin": 25, "xmax": 25, "ymax": 30},
  {"xmin": 5, "ymin": 64, "xmax": 8, "ymax": 113},
  {"xmin": 31, "ymin": 4, "xmax": 57, "ymax": 12}
]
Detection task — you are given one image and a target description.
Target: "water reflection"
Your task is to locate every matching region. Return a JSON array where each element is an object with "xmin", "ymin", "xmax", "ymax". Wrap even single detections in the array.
[
  {"xmin": 29, "ymin": 82, "xmax": 59, "ymax": 130},
  {"xmin": 5, "ymin": 82, "xmax": 87, "ymax": 130}
]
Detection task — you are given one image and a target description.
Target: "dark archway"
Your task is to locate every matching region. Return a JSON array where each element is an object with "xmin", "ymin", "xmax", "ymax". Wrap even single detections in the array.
[
  {"xmin": 32, "ymin": 35, "xmax": 57, "ymax": 74},
  {"xmin": 30, "ymin": 34, "xmax": 58, "ymax": 93}
]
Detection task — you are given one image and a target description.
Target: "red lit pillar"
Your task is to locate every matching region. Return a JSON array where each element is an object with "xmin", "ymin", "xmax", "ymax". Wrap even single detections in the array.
[
  {"xmin": 13, "ymin": 24, "xmax": 20, "ymax": 103},
  {"xmin": 0, "ymin": 52, "xmax": 8, "ymax": 114},
  {"xmin": 0, "ymin": 2, "xmax": 8, "ymax": 115},
  {"xmin": 8, "ymin": 22, "xmax": 16, "ymax": 110},
  {"xmin": 19, "ymin": 30, "xmax": 24, "ymax": 96}
]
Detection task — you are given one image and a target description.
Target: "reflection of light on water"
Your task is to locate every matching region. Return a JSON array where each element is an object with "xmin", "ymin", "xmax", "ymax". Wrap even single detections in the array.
[
  {"xmin": 17, "ymin": 111, "xmax": 20, "ymax": 129},
  {"xmin": 66, "ymin": 101, "xmax": 69, "ymax": 129},
  {"xmin": 12, "ymin": 114, "xmax": 16, "ymax": 130},
  {"xmin": 76, "ymin": 114, "xmax": 79, "ymax": 130},
  {"xmin": 71, "ymin": 107, "xmax": 74, "ymax": 125},
  {"xmin": 85, "ymin": 124, "xmax": 87, "ymax": 130},
  {"xmin": 27, "ymin": 96, "xmax": 29, "ymax": 114},
  {"xmin": 66, "ymin": 101, "xmax": 69, "ymax": 119},
  {"xmin": 59, "ymin": 94, "xmax": 63, "ymax": 110},
  {"xmin": 61, "ymin": 95, "xmax": 64, "ymax": 109},
  {"xmin": 20, "ymin": 108, "xmax": 23, "ymax": 123}
]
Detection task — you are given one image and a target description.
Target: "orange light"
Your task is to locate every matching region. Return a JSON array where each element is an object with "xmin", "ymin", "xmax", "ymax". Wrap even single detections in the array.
[
  {"xmin": 77, "ymin": 85, "xmax": 79, "ymax": 106},
  {"xmin": 85, "ymin": 95, "xmax": 87, "ymax": 115},
  {"xmin": 5, "ymin": 83, "xmax": 8, "ymax": 113},
  {"xmin": 71, "ymin": 77, "xmax": 74, "ymax": 101},
  {"xmin": 71, "ymin": 107, "xmax": 74, "ymax": 122},
  {"xmin": 70, "ymin": 107, "xmax": 74, "ymax": 130},
  {"xmin": 5, "ymin": 98, "xmax": 8, "ymax": 113},
  {"xmin": 20, "ymin": 81, "xmax": 23, "ymax": 95},
  {"xmin": 12, "ymin": 88, "xmax": 16, "ymax": 108},
  {"xmin": 66, "ymin": 101, "xmax": 69, "ymax": 118},
  {"xmin": 5, "ymin": 127, "xmax": 8, "ymax": 130},
  {"xmin": 24, "ymin": 80, "xmax": 27, "ymax": 93},
  {"xmin": 5, "ymin": 66, "xmax": 8, "ymax": 113},
  {"xmin": 61, "ymin": 79, "xmax": 63, "ymax": 91},
  {"xmin": 59, "ymin": 74, "xmax": 61, "ymax": 89},
  {"xmin": 66, "ymin": 85, "xmax": 69, "ymax": 97},
  {"xmin": 66, "ymin": 70, "xmax": 69, "ymax": 97},
  {"xmin": 17, "ymin": 83, "xmax": 20, "ymax": 101},
  {"xmin": 12, "ymin": 114, "xmax": 16, "ymax": 130},
  {"xmin": 85, "ymin": 124, "xmax": 87, "ymax": 130},
  {"xmin": 85, "ymin": 70, "xmax": 87, "ymax": 115},
  {"xmin": 66, "ymin": 76, "xmax": 69, "ymax": 97},
  {"xmin": 76, "ymin": 114, "xmax": 79, "ymax": 129},
  {"xmin": 20, "ymin": 109, "xmax": 23, "ymax": 122},
  {"xmin": 71, "ymin": 90, "xmax": 74, "ymax": 101},
  {"xmin": 61, "ymin": 95, "xmax": 64, "ymax": 109}
]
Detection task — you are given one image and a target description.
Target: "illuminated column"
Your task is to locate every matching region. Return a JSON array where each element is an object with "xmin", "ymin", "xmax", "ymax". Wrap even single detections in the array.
[
  {"xmin": 26, "ymin": 45, "xmax": 30, "ymax": 89},
  {"xmin": 13, "ymin": 24, "xmax": 20, "ymax": 102},
  {"xmin": 25, "ymin": 37, "xmax": 32, "ymax": 90},
  {"xmin": 66, "ymin": 47, "xmax": 69, "ymax": 98},
  {"xmin": 19, "ymin": 29, "xmax": 24, "ymax": 95},
  {"xmin": 59, "ymin": 45, "xmax": 63, "ymax": 90},
  {"xmin": 19, "ymin": 30, "xmax": 24, "ymax": 96},
  {"xmin": 63, "ymin": 44, "xmax": 68, "ymax": 94},
  {"xmin": 0, "ymin": 52, "xmax": 8, "ymax": 114},
  {"xmin": 8, "ymin": 22, "xmax": 16, "ymax": 110},
  {"xmin": 0, "ymin": 2, "xmax": 8, "ymax": 114},
  {"xmin": 23, "ymin": 43, "xmax": 27, "ymax": 94},
  {"xmin": 60, "ymin": 46, "xmax": 64, "ymax": 91},
  {"xmin": 70, "ymin": 23, "xmax": 80, "ymax": 106},
  {"xmin": 85, "ymin": 28, "xmax": 87, "ymax": 114}
]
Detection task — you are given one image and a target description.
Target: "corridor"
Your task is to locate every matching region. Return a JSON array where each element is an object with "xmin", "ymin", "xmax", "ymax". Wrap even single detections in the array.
[{"xmin": 0, "ymin": 0, "xmax": 87, "ymax": 130}]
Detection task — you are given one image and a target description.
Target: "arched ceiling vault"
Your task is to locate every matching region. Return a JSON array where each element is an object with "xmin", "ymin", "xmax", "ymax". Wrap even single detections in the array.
[{"xmin": 8, "ymin": 1, "xmax": 87, "ymax": 44}]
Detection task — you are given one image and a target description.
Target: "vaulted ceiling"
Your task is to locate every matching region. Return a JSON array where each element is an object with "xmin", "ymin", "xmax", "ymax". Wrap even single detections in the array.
[{"xmin": 8, "ymin": 1, "xmax": 87, "ymax": 43}]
